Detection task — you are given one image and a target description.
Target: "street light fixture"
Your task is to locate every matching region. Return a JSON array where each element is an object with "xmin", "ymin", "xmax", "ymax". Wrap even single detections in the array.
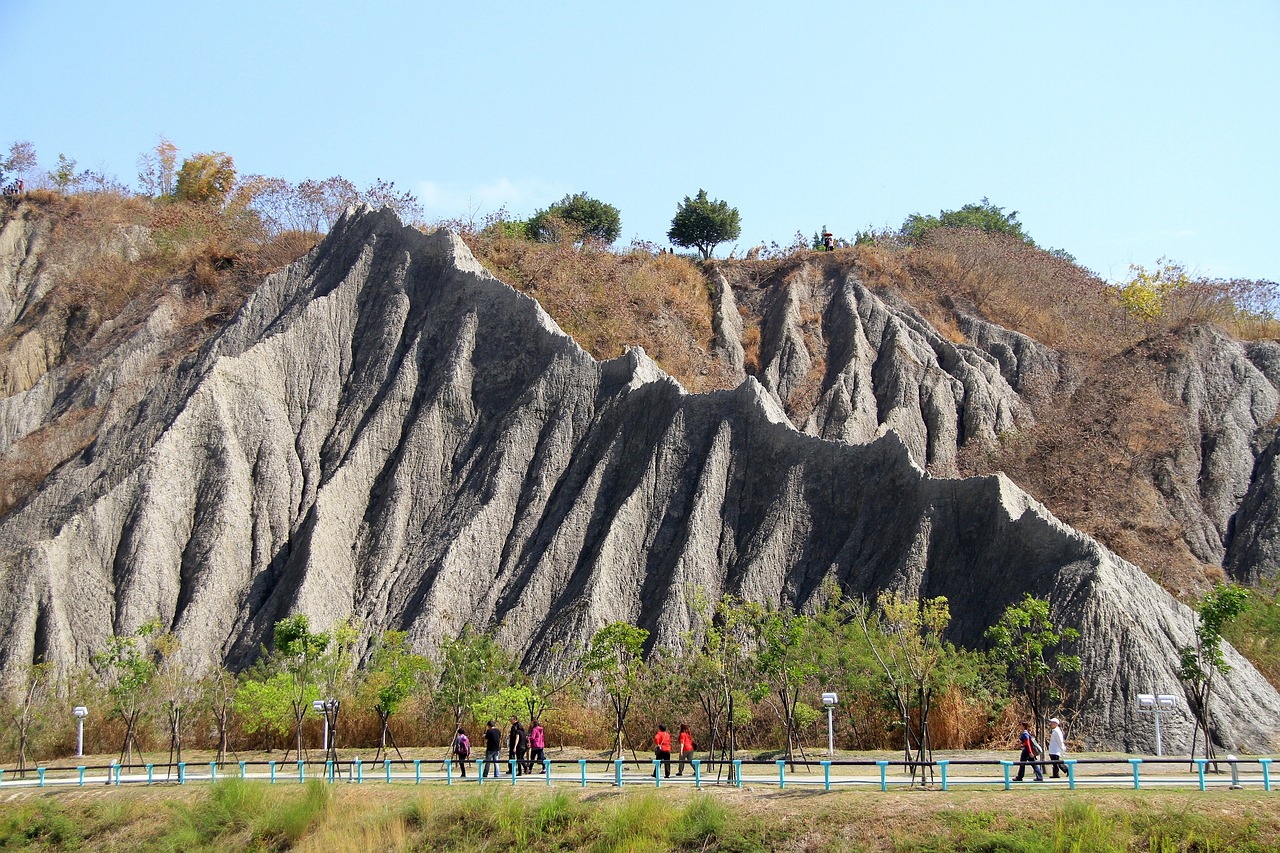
[
  {"xmin": 72, "ymin": 706, "xmax": 88, "ymax": 757},
  {"xmin": 313, "ymin": 698, "xmax": 337, "ymax": 752},
  {"xmin": 821, "ymin": 692, "xmax": 839, "ymax": 757},
  {"xmin": 1136, "ymin": 692, "xmax": 1179, "ymax": 756}
]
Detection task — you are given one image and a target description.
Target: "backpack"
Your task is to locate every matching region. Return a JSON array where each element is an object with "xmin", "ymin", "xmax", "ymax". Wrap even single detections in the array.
[{"xmin": 455, "ymin": 733, "xmax": 471, "ymax": 758}]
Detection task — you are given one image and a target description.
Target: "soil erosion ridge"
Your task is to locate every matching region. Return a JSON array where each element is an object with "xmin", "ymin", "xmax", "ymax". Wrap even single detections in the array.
[{"xmin": 2, "ymin": 206, "xmax": 1277, "ymax": 752}]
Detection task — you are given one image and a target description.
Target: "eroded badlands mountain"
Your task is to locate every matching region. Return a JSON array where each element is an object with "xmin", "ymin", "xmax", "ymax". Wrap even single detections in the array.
[{"xmin": 1, "ymin": 205, "xmax": 1278, "ymax": 751}]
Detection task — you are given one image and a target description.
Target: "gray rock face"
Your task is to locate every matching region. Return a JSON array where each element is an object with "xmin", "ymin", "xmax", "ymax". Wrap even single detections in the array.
[
  {"xmin": 1, "ymin": 207, "xmax": 1278, "ymax": 752},
  {"xmin": 1150, "ymin": 327, "xmax": 1280, "ymax": 572}
]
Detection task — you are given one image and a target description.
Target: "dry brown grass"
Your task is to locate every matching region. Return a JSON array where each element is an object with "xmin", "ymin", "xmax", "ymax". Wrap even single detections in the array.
[{"xmin": 462, "ymin": 230, "xmax": 733, "ymax": 391}]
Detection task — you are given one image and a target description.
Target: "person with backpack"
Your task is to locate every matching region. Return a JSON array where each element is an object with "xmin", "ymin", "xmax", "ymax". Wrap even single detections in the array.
[
  {"xmin": 508, "ymin": 716, "xmax": 529, "ymax": 775},
  {"xmin": 1014, "ymin": 720, "xmax": 1044, "ymax": 782},
  {"xmin": 529, "ymin": 718, "xmax": 547, "ymax": 774},
  {"xmin": 483, "ymin": 720, "xmax": 502, "ymax": 777},
  {"xmin": 653, "ymin": 724, "xmax": 672, "ymax": 779},
  {"xmin": 676, "ymin": 723, "xmax": 695, "ymax": 776},
  {"xmin": 452, "ymin": 727, "xmax": 471, "ymax": 778}
]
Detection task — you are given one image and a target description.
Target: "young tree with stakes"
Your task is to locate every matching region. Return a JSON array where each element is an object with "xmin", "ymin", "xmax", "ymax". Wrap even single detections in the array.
[
  {"xmin": 363, "ymin": 630, "xmax": 432, "ymax": 766},
  {"xmin": 1177, "ymin": 582, "xmax": 1251, "ymax": 767},
  {"xmin": 985, "ymin": 594, "xmax": 1081, "ymax": 746},
  {"xmin": 582, "ymin": 621, "xmax": 649, "ymax": 763},
  {"xmin": 9, "ymin": 661, "xmax": 53, "ymax": 778},
  {"xmin": 93, "ymin": 620, "xmax": 162, "ymax": 766},
  {"xmin": 273, "ymin": 615, "xmax": 328, "ymax": 760}
]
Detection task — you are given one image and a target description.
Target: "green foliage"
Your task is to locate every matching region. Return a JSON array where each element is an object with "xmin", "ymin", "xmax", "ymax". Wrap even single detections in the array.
[
  {"xmin": 436, "ymin": 627, "xmax": 517, "ymax": 729},
  {"xmin": 529, "ymin": 191, "xmax": 622, "ymax": 244},
  {"xmin": 233, "ymin": 671, "xmax": 298, "ymax": 741},
  {"xmin": 47, "ymin": 153, "xmax": 81, "ymax": 191},
  {"xmin": 174, "ymin": 151, "xmax": 237, "ymax": 206},
  {"xmin": 1117, "ymin": 257, "xmax": 1194, "ymax": 319},
  {"xmin": 901, "ymin": 197, "xmax": 1033, "ymax": 245},
  {"xmin": 1178, "ymin": 582, "xmax": 1251, "ymax": 761},
  {"xmin": 985, "ymin": 594, "xmax": 1080, "ymax": 741},
  {"xmin": 668, "ymin": 189, "xmax": 742, "ymax": 259},
  {"xmin": 582, "ymin": 621, "xmax": 649, "ymax": 757},
  {"xmin": 1222, "ymin": 583, "xmax": 1280, "ymax": 686},
  {"xmin": 363, "ymin": 630, "xmax": 431, "ymax": 719}
]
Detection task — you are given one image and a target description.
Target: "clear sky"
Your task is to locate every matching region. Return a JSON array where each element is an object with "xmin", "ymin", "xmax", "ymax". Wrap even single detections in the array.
[{"xmin": 3, "ymin": 0, "xmax": 1277, "ymax": 282}]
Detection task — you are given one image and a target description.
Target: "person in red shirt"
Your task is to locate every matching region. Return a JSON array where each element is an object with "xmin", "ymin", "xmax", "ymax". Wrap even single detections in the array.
[
  {"xmin": 653, "ymin": 724, "xmax": 672, "ymax": 778},
  {"xmin": 676, "ymin": 723, "xmax": 695, "ymax": 776}
]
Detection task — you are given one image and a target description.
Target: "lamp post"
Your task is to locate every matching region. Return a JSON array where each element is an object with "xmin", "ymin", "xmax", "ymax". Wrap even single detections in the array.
[
  {"xmin": 312, "ymin": 699, "xmax": 330, "ymax": 752},
  {"xmin": 72, "ymin": 706, "xmax": 88, "ymax": 757},
  {"xmin": 821, "ymin": 693, "xmax": 838, "ymax": 757},
  {"xmin": 1136, "ymin": 692, "xmax": 1179, "ymax": 756}
]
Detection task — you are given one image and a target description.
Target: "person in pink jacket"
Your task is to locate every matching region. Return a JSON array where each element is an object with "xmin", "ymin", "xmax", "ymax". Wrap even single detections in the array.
[{"xmin": 529, "ymin": 718, "xmax": 547, "ymax": 773}]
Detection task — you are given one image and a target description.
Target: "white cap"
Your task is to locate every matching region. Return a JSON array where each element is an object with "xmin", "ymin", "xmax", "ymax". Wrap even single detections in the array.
[{"xmin": 1049, "ymin": 718, "xmax": 1061, "ymax": 725}]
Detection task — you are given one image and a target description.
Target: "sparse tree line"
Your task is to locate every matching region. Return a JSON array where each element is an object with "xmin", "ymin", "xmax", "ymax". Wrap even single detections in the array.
[{"xmin": 3, "ymin": 583, "xmax": 1249, "ymax": 775}]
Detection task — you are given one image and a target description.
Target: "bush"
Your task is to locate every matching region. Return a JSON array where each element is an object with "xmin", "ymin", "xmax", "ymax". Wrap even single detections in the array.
[
  {"xmin": 529, "ymin": 192, "xmax": 621, "ymax": 244},
  {"xmin": 901, "ymin": 197, "xmax": 1033, "ymax": 246}
]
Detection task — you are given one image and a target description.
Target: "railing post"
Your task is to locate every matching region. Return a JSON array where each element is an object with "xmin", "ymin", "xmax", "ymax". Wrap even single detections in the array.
[
  {"xmin": 733, "ymin": 760, "xmax": 743, "ymax": 788},
  {"xmin": 1196, "ymin": 758, "xmax": 1208, "ymax": 791},
  {"xmin": 388, "ymin": 760, "xmax": 395, "ymax": 785},
  {"xmin": 776, "ymin": 760, "xmax": 786, "ymax": 790},
  {"xmin": 327, "ymin": 760, "xmax": 334, "ymax": 783},
  {"xmin": 77, "ymin": 767, "xmax": 85, "ymax": 787},
  {"xmin": 938, "ymin": 760, "xmax": 949, "ymax": 791},
  {"xmin": 615, "ymin": 759, "xmax": 624, "ymax": 788},
  {"xmin": 693, "ymin": 759, "xmax": 701, "ymax": 789},
  {"xmin": 1228, "ymin": 755, "xmax": 1243, "ymax": 790},
  {"xmin": 544, "ymin": 759, "xmax": 552, "ymax": 785},
  {"xmin": 821, "ymin": 760, "xmax": 831, "ymax": 791},
  {"xmin": 444, "ymin": 758, "xmax": 451, "ymax": 785},
  {"xmin": 415, "ymin": 759, "xmax": 422, "ymax": 785},
  {"xmin": 1065, "ymin": 759, "xmax": 1076, "ymax": 791},
  {"xmin": 1128, "ymin": 758, "xmax": 1142, "ymax": 790},
  {"xmin": 269, "ymin": 761, "xmax": 276, "ymax": 784},
  {"xmin": 478, "ymin": 759, "xmax": 485, "ymax": 786},
  {"xmin": 652, "ymin": 759, "xmax": 662, "ymax": 787},
  {"xmin": 1259, "ymin": 758, "xmax": 1272, "ymax": 792},
  {"xmin": 299, "ymin": 760, "xmax": 306, "ymax": 784},
  {"xmin": 210, "ymin": 762, "xmax": 217, "ymax": 783},
  {"xmin": 878, "ymin": 760, "xmax": 890, "ymax": 792},
  {"xmin": 579, "ymin": 759, "xmax": 588, "ymax": 788},
  {"xmin": 355, "ymin": 758, "xmax": 363, "ymax": 784},
  {"xmin": 115, "ymin": 762, "xmax": 122, "ymax": 786},
  {"xmin": 178, "ymin": 762, "xmax": 186, "ymax": 785},
  {"xmin": 239, "ymin": 760, "xmax": 246, "ymax": 780},
  {"xmin": 1000, "ymin": 760, "xmax": 1012, "ymax": 790},
  {"xmin": 510, "ymin": 760, "xmax": 518, "ymax": 786},
  {"xmin": 146, "ymin": 764, "xmax": 154, "ymax": 785},
  {"xmin": 38, "ymin": 768, "xmax": 46, "ymax": 788}
]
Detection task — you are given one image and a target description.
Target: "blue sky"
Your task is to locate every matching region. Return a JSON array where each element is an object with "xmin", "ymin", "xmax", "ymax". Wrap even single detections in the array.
[{"xmin": 3, "ymin": 0, "xmax": 1277, "ymax": 282}]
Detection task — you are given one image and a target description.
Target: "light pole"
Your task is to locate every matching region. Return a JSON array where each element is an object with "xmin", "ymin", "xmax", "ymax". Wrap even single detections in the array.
[
  {"xmin": 72, "ymin": 706, "xmax": 88, "ymax": 757},
  {"xmin": 821, "ymin": 692, "xmax": 838, "ymax": 757},
  {"xmin": 312, "ymin": 699, "xmax": 330, "ymax": 752},
  {"xmin": 1136, "ymin": 692, "xmax": 1179, "ymax": 756}
]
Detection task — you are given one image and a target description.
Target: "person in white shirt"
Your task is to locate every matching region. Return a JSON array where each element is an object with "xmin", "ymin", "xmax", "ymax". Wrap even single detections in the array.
[{"xmin": 1047, "ymin": 718, "xmax": 1068, "ymax": 778}]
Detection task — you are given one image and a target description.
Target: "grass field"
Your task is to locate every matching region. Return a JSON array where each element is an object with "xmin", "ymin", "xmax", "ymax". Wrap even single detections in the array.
[{"xmin": 2, "ymin": 779, "xmax": 1278, "ymax": 851}]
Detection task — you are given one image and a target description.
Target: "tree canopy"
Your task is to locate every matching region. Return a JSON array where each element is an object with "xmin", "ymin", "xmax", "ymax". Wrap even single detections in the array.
[
  {"xmin": 529, "ymin": 192, "xmax": 621, "ymax": 244},
  {"xmin": 667, "ymin": 189, "xmax": 741, "ymax": 259},
  {"xmin": 900, "ymin": 198, "xmax": 1033, "ymax": 245}
]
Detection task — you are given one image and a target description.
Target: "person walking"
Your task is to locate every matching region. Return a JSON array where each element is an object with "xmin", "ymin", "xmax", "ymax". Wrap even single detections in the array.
[
  {"xmin": 1014, "ymin": 720, "xmax": 1043, "ymax": 782},
  {"xmin": 509, "ymin": 716, "xmax": 528, "ymax": 775},
  {"xmin": 653, "ymin": 724, "xmax": 672, "ymax": 779},
  {"xmin": 483, "ymin": 720, "xmax": 502, "ymax": 777},
  {"xmin": 452, "ymin": 727, "xmax": 471, "ymax": 778},
  {"xmin": 529, "ymin": 718, "xmax": 547, "ymax": 774},
  {"xmin": 676, "ymin": 724, "xmax": 694, "ymax": 776},
  {"xmin": 1047, "ymin": 718, "xmax": 1068, "ymax": 778}
]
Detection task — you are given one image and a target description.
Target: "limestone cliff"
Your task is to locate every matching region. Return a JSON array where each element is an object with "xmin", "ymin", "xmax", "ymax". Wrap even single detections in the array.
[{"xmin": 1, "ymin": 205, "xmax": 1278, "ymax": 752}]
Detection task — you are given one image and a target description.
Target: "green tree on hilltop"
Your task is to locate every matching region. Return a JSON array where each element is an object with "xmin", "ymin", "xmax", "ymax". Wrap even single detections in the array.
[
  {"xmin": 901, "ymin": 197, "xmax": 1033, "ymax": 245},
  {"xmin": 668, "ymin": 189, "xmax": 741, "ymax": 259},
  {"xmin": 174, "ymin": 151, "xmax": 237, "ymax": 206},
  {"xmin": 529, "ymin": 192, "xmax": 621, "ymax": 244}
]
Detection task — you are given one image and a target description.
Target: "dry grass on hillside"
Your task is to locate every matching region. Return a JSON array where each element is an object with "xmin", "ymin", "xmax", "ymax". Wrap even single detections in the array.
[
  {"xmin": 462, "ymin": 230, "xmax": 734, "ymax": 392},
  {"xmin": 0, "ymin": 191, "xmax": 319, "ymax": 517}
]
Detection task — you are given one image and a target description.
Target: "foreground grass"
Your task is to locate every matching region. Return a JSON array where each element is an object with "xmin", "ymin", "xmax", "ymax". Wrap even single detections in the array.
[{"xmin": 2, "ymin": 782, "xmax": 1278, "ymax": 852}]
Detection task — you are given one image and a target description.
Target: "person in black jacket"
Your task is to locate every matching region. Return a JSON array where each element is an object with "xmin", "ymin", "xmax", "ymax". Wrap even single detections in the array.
[
  {"xmin": 483, "ymin": 720, "xmax": 503, "ymax": 777},
  {"xmin": 508, "ymin": 716, "xmax": 529, "ymax": 775}
]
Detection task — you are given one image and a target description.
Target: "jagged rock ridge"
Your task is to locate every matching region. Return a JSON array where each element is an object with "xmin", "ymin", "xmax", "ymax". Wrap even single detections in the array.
[{"xmin": 1, "ymin": 207, "xmax": 1277, "ymax": 752}]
